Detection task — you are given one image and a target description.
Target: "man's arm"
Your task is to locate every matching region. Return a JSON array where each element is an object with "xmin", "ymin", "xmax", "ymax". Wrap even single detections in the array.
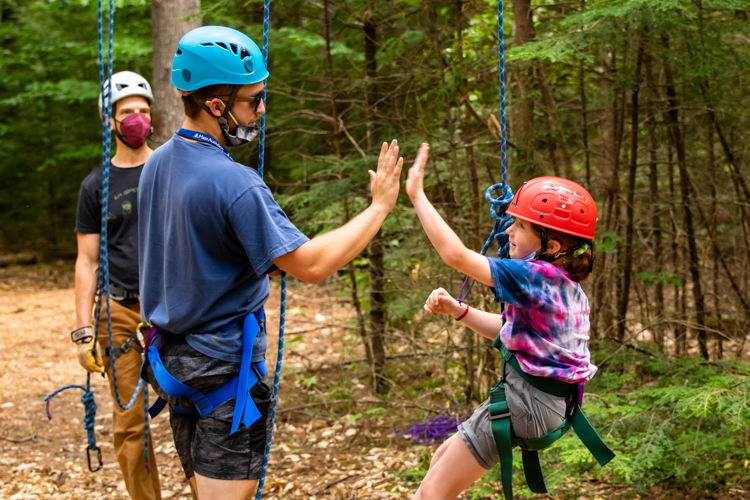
[
  {"xmin": 75, "ymin": 233, "xmax": 100, "ymax": 328},
  {"xmin": 273, "ymin": 140, "xmax": 403, "ymax": 284}
]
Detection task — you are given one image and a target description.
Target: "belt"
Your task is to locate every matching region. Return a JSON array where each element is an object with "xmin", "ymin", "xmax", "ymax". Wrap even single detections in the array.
[
  {"xmin": 103, "ymin": 329, "xmax": 144, "ymax": 372},
  {"xmin": 108, "ymin": 282, "xmax": 139, "ymax": 302}
]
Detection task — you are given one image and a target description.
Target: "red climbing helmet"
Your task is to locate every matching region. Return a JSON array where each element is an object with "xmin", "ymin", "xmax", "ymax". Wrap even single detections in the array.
[{"xmin": 506, "ymin": 177, "xmax": 597, "ymax": 240}]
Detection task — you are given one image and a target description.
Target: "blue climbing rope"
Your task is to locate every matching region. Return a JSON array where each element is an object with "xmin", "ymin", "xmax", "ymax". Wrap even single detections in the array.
[
  {"xmin": 457, "ymin": 0, "xmax": 513, "ymax": 303},
  {"xmin": 45, "ymin": 0, "xmax": 151, "ymax": 474},
  {"xmin": 257, "ymin": 0, "xmax": 269, "ymax": 179},
  {"xmin": 255, "ymin": 0, "xmax": 285, "ymax": 497}
]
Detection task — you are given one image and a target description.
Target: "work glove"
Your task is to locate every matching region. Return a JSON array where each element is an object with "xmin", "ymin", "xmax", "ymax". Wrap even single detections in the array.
[{"xmin": 71, "ymin": 326, "xmax": 103, "ymax": 373}]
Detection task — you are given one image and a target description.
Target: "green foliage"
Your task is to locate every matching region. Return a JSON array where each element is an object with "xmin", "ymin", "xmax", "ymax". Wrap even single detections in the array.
[
  {"xmin": 637, "ymin": 270, "xmax": 682, "ymax": 287},
  {"xmin": 597, "ymin": 231, "xmax": 623, "ymax": 253},
  {"xmin": 0, "ymin": 0, "xmax": 152, "ymax": 252},
  {"xmin": 537, "ymin": 347, "xmax": 750, "ymax": 495}
]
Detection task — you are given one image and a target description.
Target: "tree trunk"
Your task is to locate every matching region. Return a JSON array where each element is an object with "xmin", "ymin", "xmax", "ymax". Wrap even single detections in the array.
[
  {"xmin": 662, "ymin": 34, "xmax": 708, "ymax": 360},
  {"xmin": 666, "ymin": 132, "xmax": 684, "ymax": 356},
  {"xmin": 368, "ymin": 228, "xmax": 387, "ymax": 390},
  {"xmin": 538, "ymin": 64, "xmax": 573, "ymax": 180},
  {"xmin": 511, "ymin": 0, "xmax": 533, "ymax": 170},
  {"xmin": 616, "ymin": 41, "xmax": 642, "ymax": 341},
  {"xmin": 456, "ymin": 0, "xmax": 476, "ymax": 405},
  {"xmin": 323, "ymin": 0, "xmax": 372, "ymax": 367},
  {"xmin": 706, "ymin": 116, "xmax": 721, "ymax": 359},
  {"xmin": 364, "ymin": 17, "xmax": 386, "ymax": 389},
  {"xmin": 363, "ymin": 17, "xmax": 378, "ymax": 154},
  {"xmin": 644, "ymin": 51, "xmax": 664, "ymax": 352},
  {"xmin": 150, "ymin": 0, "xmax": 201, "ymax": 146},
  {"xmin": 592, "ymin": 48, "xmax": 618, "ymax": 337}
]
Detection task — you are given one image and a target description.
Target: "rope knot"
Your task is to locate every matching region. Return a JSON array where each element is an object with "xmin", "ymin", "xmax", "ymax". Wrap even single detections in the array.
[
  {"xmin": 481, "ymin": 183, "xmax": 514, "ymax": 258},
  {"xmin": 81, "ymin": 391, "xmax": 98, "ymax": 430}
]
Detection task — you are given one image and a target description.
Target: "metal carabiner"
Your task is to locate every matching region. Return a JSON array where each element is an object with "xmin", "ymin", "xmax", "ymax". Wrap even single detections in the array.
[
  {"xmin": 87, "ymin": 446, "xmax": 103, "ymax": 472},
  {"xmin": 136, "ymin": 322, "xmax": 151, "ymax": 348}
]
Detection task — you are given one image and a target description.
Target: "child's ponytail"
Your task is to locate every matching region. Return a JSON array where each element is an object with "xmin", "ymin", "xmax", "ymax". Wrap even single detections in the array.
[{"xmin": 531, "ymin": 225, "xmax": 594, "ymax": 283}]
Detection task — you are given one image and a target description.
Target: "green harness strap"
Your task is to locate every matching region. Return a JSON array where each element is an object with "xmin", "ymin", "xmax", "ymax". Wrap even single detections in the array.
[
  {"xmin": 488, "ymin": 380, "xmax": 513, "ymax": 500},
  {"xmin": 488, "ymin": 337, "xmax": 615, "ymax": 499}
]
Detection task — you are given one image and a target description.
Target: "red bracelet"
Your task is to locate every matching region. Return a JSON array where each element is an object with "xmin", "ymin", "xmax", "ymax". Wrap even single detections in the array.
[{"xmin": 455, "ymin": 304, "xmax": 470, "ymax": 321}]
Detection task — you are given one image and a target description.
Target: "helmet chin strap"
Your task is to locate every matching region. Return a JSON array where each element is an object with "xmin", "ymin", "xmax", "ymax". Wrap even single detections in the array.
[{"xmin": 193, "ymin": 85, "xmax": 240, "ymax": 133}]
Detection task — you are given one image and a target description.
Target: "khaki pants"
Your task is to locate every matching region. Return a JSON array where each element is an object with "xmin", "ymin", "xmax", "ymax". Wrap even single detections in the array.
[{"xmin": 97, "ymin": 300, "xmax": 162, "ymax": 500}]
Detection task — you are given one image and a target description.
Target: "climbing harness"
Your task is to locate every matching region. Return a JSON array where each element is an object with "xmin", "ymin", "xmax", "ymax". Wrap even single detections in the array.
[
  {"xmin": 46, "ymin": 0, "xmax": 152, "ymax": 474},
  {"xmin": 489, "ymin": 339, "xmax": 614, "ymax": 499},
  {"xmin": 142, "ymin": 310, "xmax": 268, "ymax": 435},
  {"xmin": 457, "ymin": 1, "xmax": 614, "ymax": 497}
]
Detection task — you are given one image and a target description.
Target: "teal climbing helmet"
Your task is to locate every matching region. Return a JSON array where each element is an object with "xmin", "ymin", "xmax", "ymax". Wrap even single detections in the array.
[{"xmin": 171, "ymin": 26, "xmax": 269, "ymax": 92}]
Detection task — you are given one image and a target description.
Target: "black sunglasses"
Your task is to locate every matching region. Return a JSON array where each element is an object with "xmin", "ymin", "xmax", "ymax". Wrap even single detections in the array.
[{"xmin": 214, "ymin": 93, "xmax": 264, "ymax": 112}]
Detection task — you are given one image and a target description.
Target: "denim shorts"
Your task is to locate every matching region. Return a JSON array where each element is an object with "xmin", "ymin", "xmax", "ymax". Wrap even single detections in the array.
[
  {"xmin": 458, "ymin": 364, "xmax": 566, "ymax": 470},
  {"xmin": 145, "ymin": 335, "xmax": 275, "ymax": 480}
]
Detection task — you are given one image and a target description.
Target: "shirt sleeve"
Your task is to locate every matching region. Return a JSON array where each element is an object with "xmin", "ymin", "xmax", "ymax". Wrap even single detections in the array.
[
  {"xmin": 74, "ymin": 180, "xmax": 102, "ymax": 234},
  {"xmin": 487, "ymin": 257, "xmax": 548, "ymax": 309},
  {"xmin": 228, "ymin": 184, "xmax": 309, "ymax": 276}
]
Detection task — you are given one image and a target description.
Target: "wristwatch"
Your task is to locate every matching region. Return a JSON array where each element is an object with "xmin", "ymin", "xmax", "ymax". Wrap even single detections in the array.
[{"xmin": 71, "ymin": 326, "xmax": 94, "ymax": 343}]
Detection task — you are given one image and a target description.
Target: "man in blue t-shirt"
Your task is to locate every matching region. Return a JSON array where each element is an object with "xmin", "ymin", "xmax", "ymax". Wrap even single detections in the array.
[{"xmin": 138, "ymin": 26, "xmax": 403, "ymax": 499}]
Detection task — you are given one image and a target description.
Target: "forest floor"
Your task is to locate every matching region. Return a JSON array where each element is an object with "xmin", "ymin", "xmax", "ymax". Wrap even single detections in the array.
[{"xmin": 0, "ymin": 263, "xmax": 746, "ymax": 500}]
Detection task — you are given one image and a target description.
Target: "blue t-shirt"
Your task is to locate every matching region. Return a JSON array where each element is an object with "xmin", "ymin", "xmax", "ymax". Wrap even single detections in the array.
[{"xmin": 138, "ymin": 134, "xmax": 308, "ymax": 362}]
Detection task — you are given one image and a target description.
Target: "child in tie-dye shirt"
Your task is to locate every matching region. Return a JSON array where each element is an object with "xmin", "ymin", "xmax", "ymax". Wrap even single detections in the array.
[{"xmin": 405, "ymin": 144, "xmax": 598, "ymax": 500}]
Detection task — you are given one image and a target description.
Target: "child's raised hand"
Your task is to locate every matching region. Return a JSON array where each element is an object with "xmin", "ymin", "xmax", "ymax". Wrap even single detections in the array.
[
  {"xmin": 424, "ymin": 287, "xmax": 462, "ymax": 317},
  {"xmin": 406, "ymin": 143, "xmax": 430, "ymax": 201}
]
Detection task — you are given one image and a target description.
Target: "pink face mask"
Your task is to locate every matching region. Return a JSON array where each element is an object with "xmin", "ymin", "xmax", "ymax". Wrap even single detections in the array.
[{"xmin": 115, "ymin": 113, "xmax": 152, "ymax": 149}]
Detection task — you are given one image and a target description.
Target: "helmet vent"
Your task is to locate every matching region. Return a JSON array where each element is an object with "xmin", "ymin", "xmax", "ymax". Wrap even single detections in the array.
[
  {"xmin": 240, "ymin": 47, "xmax": 251, "ymax": 60},
  {"xmin": 176, "ymin": 48, "xmax": 182, "ymax": 55},
  {"xmin": 542, "ymin": 198, "xmax": 547, "ymax": 203},
  {"xmin": 115, "ymin": 83, "xmax": 128, "ymax": 91},
  {"xmin": 201, "ymin": 42, "xmax": 214, "ymax": 47},
  {"xmin": 138, "ymin": 83, "xmax": 148, "ymax": 89},
  {"xmin": 215, "ymin": 42, "xmax": 229, "ymax": 51},
  {"xmin": 230, "ymin": 43, "xmax": 238, "ymax": 55}
]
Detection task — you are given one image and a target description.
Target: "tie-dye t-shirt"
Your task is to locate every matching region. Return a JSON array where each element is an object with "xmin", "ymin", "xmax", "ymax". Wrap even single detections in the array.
[{"xmin": 487, "ymin": 257, "xmax": 597, "ymax": 383}]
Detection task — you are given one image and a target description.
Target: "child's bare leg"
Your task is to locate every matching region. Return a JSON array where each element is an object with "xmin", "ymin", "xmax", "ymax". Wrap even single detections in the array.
[{"xmin": 411, "ymin": 433, "xmax": 487, "ymax": 500}]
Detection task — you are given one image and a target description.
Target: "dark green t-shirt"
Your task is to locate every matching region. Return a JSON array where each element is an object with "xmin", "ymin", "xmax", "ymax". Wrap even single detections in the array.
[{"xmin": 75, "ymin": 163, "xmax": 143, "ymax": 293}]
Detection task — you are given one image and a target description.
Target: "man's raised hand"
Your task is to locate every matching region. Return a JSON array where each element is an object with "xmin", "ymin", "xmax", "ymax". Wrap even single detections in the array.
[
  {"xmin": 406, "ymin": 143, "xmax": 430, "ymax": 201},
  {"xmin": 369, "ymin": 139, "xmax": 403, "ymax": 214}
]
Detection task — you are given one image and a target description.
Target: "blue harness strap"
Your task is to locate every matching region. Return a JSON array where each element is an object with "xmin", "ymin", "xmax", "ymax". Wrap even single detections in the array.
[
  {"xmin": 232, "ymin": 311, "xmax": 264, "ymax": 432},
  {"xmin": 145, "ymin": 309, "xmax": 266, "ymax": 433}
]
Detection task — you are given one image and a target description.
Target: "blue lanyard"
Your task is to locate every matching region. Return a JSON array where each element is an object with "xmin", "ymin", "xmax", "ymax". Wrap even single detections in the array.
[{"xmin": 177, "ymin": 128, "xmax": 234, "ymax": 162}]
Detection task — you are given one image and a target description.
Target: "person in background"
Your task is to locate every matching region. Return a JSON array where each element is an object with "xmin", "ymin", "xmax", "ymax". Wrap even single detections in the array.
[{"xmin": 72, "ymin": 70, "xmax": 162, "ymax": 500}]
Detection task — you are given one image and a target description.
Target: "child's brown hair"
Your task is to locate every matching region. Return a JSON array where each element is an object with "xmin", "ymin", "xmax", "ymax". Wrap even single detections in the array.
[{"xmin": 531, "ymin": 224, "xmax": 594, "ymax": 282}]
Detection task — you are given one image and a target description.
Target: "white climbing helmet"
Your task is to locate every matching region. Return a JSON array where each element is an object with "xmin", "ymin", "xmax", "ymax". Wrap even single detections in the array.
[{"xmin": 98, "ymin": 71, "xmax": 154, "ymax": 113}]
